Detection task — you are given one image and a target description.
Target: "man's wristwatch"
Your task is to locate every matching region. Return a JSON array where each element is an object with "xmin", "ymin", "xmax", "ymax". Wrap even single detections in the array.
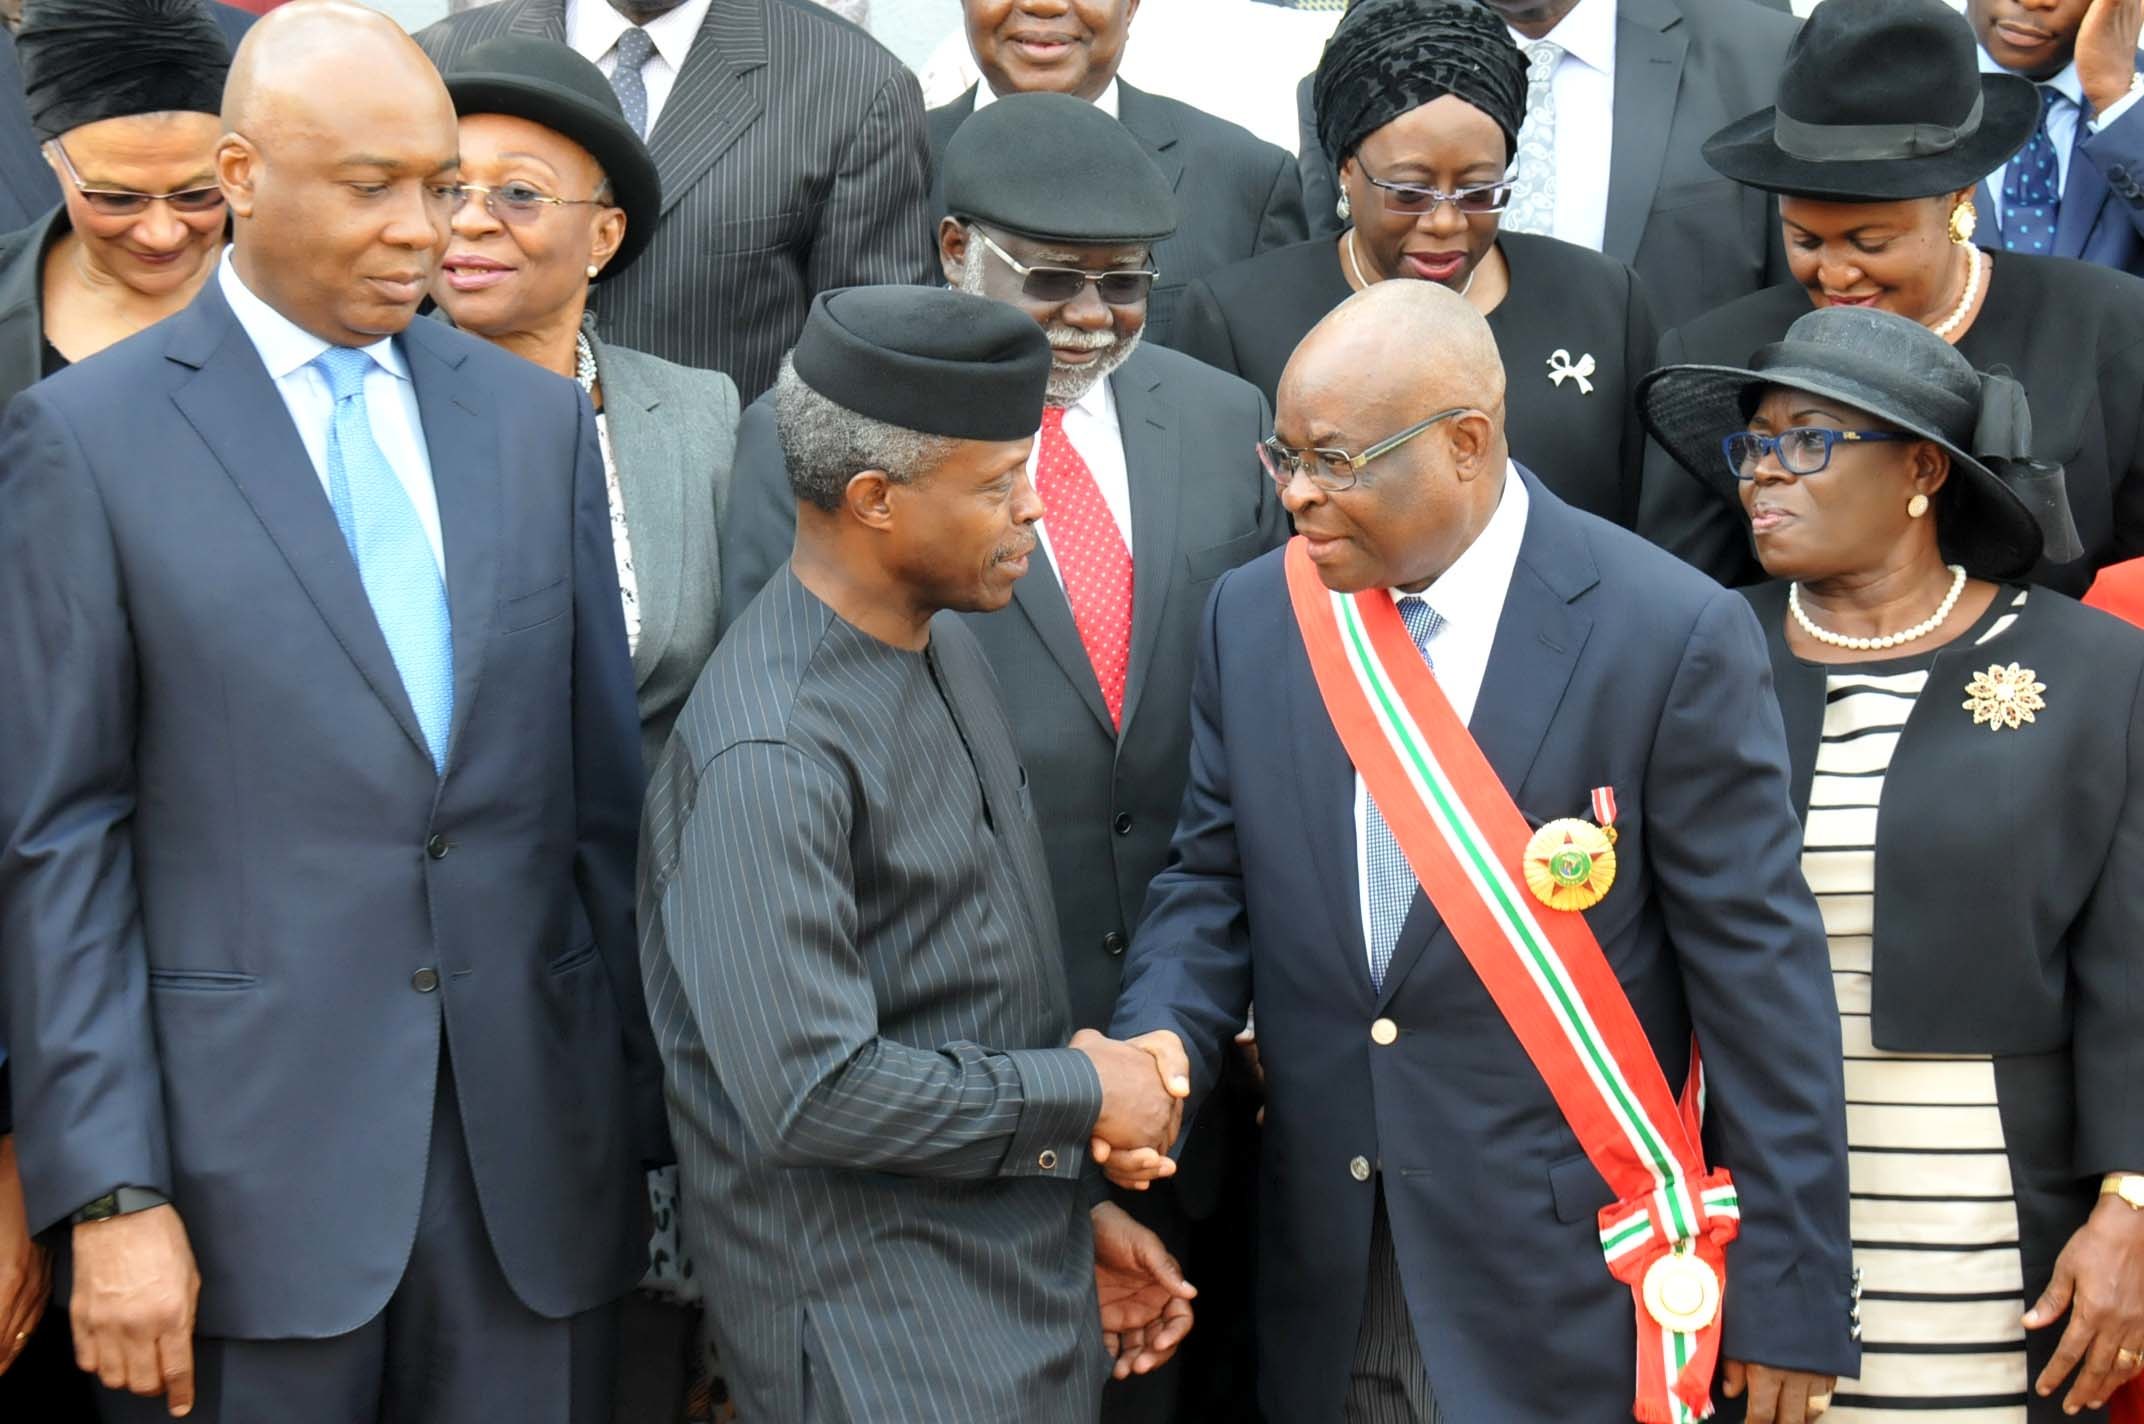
[
  {"xmin": 72, "ymin": 1186, "xmax": 169, "ymax": 1224},
  {"xmin": 2100, "ymin": 1173, "xmax": 2144, "ymax": 1210}
]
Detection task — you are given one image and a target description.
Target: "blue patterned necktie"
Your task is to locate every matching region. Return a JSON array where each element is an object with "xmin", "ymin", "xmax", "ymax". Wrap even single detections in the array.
[
  {"xmin": 1364, "ymin": 595, "xmax": 1445, "ymax": 991},
  {"xmin": 609, "ymin": 27, "xmax": 657, "ymax": 139},
  {"xmin": 2001, "ymin": 85, "xmax": 2064, "ymax": 254},
  {"xmin": 315, "ymin": 347, "xmax": 454, "ymax": 772}
]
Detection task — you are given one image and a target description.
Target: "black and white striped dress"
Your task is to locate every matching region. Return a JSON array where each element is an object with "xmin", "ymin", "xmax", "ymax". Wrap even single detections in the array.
[{"xmin": 1806, "ymin": 591, "xmax": 2032, "ymax": 1421}]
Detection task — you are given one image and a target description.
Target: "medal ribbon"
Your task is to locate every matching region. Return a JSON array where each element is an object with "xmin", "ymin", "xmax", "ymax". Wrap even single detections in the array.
[{"xmin": 1285, "ymin": 540, "xmax": 1737, "ymax": 1423}]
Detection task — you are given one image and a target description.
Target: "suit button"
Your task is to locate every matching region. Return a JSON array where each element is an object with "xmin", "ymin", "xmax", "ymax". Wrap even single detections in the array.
[
  {"xmin": 1038, "ymin": 1149, "xmax": 1059, "ymax": 1171},
  {"xmin": 1349, "ymin": 1155, "xmax": 1372, "ymax": 1182},
  {"xmin": 411, "ymin": 968, "xmax": 440, "ymax": 993},
  {"xmin": 1370, "ymin": 1018, "xmax": 1398, "ymax": 1045},
  {"xmin": 1102, "ymin": 931, "xmax": 1127, "ymax": 957},
  {"xmin": 1112, "ymin": 812, "xmax": 1133, "ymax": 836},
  {"xmin": 425, "ymin": 834, "xmax": 449, "ymax": 860}
]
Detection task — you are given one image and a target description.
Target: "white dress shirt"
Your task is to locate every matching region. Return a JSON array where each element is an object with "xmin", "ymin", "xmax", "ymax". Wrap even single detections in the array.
[
  {"xmin": 1032, "ymin": 375, "xmax": 1134, "ymax": 573},
  {"xmin": 567, "ymin": 0, "xmax": 715, "ymax": 136},
  {"xmin": 1975, "ymin": 47, "xmax": 2144, "ymax": 232},
  {"xmin": 216, "ymin": 250, "xmax": 444, "ymax": 577},
  {"xmin": 975, "ymin": 76, "xmax": 1120, "ymax": 118},
  {"xmin": 1509, "ymin": 0, "xmax": 1617, "ymax": 253},
  {"xmin": 1352, "ymin": 465, "xmax": 1530, "ymax": 969}
]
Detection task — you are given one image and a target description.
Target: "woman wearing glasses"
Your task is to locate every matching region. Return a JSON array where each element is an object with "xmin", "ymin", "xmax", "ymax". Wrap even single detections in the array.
[
  {"xmin": 1171, "ymin": 0, "xmax": 1659, "ymax": 526},
  {"xmin": 0, "ymin": 0, "xmax": 231, "ymax": 407},
  {"xmin": 1638, "ymin": 303, "xmax": 2144, "ymax": 1423},
  {"xmin": 430, "ymin": 36, "xmax": 739, "ymax": 1424}
]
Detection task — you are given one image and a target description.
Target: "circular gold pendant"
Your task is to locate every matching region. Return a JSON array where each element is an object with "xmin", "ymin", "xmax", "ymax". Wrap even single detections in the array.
[
  {"xmin": 1641, "ymin": 1250, "xmax": 1720, "ymax": 1333},
  {"xmin": 1522, "ymin": 818, "xmax": 1617, "ymax": 911}
]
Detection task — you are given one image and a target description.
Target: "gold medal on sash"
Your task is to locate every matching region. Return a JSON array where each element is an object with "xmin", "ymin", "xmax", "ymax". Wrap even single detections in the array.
[
  {"xmin": 1521, "ymin": 786, "xmax": 1619, "ymax": 912},
  {"xmin": 1642, "ymin": 1247, "xmax": 1721, "ymax": 1333}
]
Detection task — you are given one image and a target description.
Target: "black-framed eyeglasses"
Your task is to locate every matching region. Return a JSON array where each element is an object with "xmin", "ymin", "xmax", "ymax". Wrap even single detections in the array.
[
  {"xmin": 1723, "ymin": 426, "xmax": 1919, "ymax": 481},
  {"xmin": 1355, "ymin": 157, "xmax": 1511, "ymax": 216},
  {"xmin": 970, "ymin": 227, "xmax": 1159, "ymax": 306},
  {"xmin": 1257, "ymin": 407, "xmax": 1474, "ymax": 492},
  {"xmin": 46, "ymin": 139, "xmax": 224, "ymax": 217},
  {"xmin": 451, "ymin": 181, "xmax": 609, "ymax": 224}
]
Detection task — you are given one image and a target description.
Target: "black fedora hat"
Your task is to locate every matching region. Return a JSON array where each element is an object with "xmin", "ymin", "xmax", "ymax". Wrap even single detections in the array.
[
  {"xmin": 1636, "ymin": 307, "xmax": 2081, "ymax": 582},
  {"xmin": 1703, "ymin": 0, "xmax": 2038, "ymax": 202},
  {"xmin": 443, "ymin": 36, "xmax": 663, "ymax": 281}
]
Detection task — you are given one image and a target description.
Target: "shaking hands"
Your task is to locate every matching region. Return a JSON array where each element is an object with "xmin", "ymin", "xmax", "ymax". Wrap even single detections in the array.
[{"xmin": 1070, "ymin": 1029, "xmax": 1192, "ymax": 1191}]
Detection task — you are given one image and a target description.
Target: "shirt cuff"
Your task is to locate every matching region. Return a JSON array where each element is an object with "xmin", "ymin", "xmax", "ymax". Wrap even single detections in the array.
[
  {"xmin": 1000, "ymin": 1047, "xmax": 1103, "ymax": 1182},
  {"xmin": 2092, "ymin": 78, "xmax": 2144, "ymax": 132}
]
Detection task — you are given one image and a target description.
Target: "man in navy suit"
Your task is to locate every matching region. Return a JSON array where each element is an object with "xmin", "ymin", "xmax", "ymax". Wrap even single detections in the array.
[
  {"xmin": 0, "ymin": 4, "xmax": 662, "ymax": 1420},
  {"xmin": 1969, "ymin": 0, "xmax": 2144, "ymax": 274},
  {"xmin": 1108, "ymin": 281, "xmax": 1858, "ymax": 1422}
]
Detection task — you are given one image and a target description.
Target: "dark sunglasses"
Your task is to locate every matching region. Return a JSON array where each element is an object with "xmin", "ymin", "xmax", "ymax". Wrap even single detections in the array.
[
  {"xmin": 1723, "ymin": 426, "xmax": 1919, "ymax": 481},
  {"xmin": 1355, "ymin": 158, "xmax": 1512, "ymax": 216},
  {"xmin": 971, "ymin": 227, "xmax": 1158, "ymax": 306},
  {"xmin": 47, "ymin": 139, "xmax": 224, "ymax": 217}
]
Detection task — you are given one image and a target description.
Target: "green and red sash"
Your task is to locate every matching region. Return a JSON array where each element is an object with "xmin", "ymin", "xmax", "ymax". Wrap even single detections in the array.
[{"xmin": 1285, "ymin": 539, "xmax": 1739, "ymax": 1424}]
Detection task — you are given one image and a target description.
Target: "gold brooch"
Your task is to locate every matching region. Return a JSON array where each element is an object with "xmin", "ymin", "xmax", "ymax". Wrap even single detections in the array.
[{"xmin": 1962, "ymin": 663, "xmax": 2047, "ymax": 731}]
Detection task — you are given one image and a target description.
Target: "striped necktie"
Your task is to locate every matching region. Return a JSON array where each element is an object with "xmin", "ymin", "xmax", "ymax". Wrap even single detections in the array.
[{"xmin": 1364, "ymin": 595, "xmax": 1444, "ymax": 990}]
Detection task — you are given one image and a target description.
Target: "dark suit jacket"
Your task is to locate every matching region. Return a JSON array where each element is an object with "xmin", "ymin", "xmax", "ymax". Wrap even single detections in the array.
[
  {"xmin": 0, "ymin": 205, "xmax": 60, "ymax": 412},
  {"xmin": 1973, "ymin": 53, "xmax": 2144, "ymax": 279},
  {"xmin": 927, "ymin": 81, "xmax": 1308, "ymax": 348},
  {"xmin": 718, "ymin": 343, "xmax": 1289, "ymax": 1217},
  {"xmin": 1111, "ymin": 473, "xmax": 1857, "ymax": 1421},
  {"xmin": 419, "ymin": 0, "xmax": 938, "ymax": 402},
  {"xmin": 1293, "ymin": 0, "xmax": 1798, "ymax": 331},
  {"xmin": 0, "ymin": 274, "xmax": 664, "ymax": 1338}
]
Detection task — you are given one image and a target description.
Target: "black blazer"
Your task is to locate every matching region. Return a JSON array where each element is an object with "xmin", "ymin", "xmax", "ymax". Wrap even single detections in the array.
[
  {"xmin": 0, "ymin": 206, "xmax": 62, "ymax": 410},
  {"xmin": 1746, "ymin": 579, "xmax": 2144, "ymax": 1177},
  {"xmin": 926, "ymin": 81, "xmax": 1308, "ymax": 348},
  {"xmin": 420, "ymin": 0, "xmax": 939, "ymax": 402}
]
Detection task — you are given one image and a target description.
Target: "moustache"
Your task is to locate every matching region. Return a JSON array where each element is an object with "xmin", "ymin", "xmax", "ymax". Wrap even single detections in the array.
[{"xmin": 1046, "ymin": 325, "xmax": 1118, "ymax": 354}]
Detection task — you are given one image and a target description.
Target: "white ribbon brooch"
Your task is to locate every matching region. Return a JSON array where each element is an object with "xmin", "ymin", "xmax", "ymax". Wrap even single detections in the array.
[{"xmin": 1547, "ymin": 349, "xmax": 1596, "ymax": 395}]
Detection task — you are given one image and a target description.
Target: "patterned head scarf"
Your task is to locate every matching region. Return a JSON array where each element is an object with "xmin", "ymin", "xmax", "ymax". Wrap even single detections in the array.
[{"xmin": 1313, "ymin": 0, "xmax": 1528, "ymax": 166}]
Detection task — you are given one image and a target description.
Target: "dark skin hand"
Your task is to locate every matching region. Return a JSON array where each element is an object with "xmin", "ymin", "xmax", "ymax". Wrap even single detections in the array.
[
  {"xmin": 0, "ymin": 1135, "xmax": 50, "ymax": 1375},
  {"xmin": 1092, "ymin": 1201, "xmax": 1196, "ymax": 1379},
  {"xmin": 1721, "ymin": 1360, "xmax": 1839, "ymax": 1423},
  {"xmin": 2025, "ymin": 1191, "xmax": 2144, "ymax": 1411}
]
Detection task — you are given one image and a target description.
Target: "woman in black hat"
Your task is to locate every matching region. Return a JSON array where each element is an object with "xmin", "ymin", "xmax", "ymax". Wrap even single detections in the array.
[
  {"xmin": 1171, "ymin": 0, "xmax": 1659, "ymax": 527},
  {"xmin": 0, "ymin": 0, "xmax": 232, "ymax": 406},
  {"xmin": 427, "ymin": 35, "xmax": 739, "ymax": 1424},
  {"xmin": 1641, "ymin": 305, "xmax": 2144, "ymax": 1423},
  {"xmin": 1640, "ymin": 0, "xmax": 2144, "ymax": 599}
]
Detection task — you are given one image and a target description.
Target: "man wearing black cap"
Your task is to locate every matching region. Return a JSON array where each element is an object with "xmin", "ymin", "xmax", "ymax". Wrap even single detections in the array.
[
  {"xmin": 720, "ymin": 90, "xmax": 1286, "ymax": 1421},
  {"xmin": 640, "ymin": 284, "xmax": 1200, "ymax": 1423}
]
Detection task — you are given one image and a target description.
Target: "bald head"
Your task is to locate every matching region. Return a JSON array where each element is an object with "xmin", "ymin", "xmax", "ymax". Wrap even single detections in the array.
[
  {"xmin": 1282, "ymin": 279, "xmax": 1507, "ymax": 437},
  {"xmin": 217, "ymin": 1, "xmax": 459, "ymax": 346}
]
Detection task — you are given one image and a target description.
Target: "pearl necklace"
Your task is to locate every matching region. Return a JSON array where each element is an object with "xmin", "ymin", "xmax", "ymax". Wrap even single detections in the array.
[
  {"xmin": 1928, "ymin": 243, "xmax": 1983, "ymax": 341},
  {"xmin": 1789, "ymin": 564, "xmax": 1967, "ymax": 651},
  {"xmin": 574, "ymin": 331, "xmax": 597, "ymax": 394},
  {"xmin": 1345, "ymin": 227, "xmax": 1476, "ymax": 297}
]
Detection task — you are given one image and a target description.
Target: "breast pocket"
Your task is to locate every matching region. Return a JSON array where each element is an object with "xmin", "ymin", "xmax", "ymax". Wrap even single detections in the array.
[
  {"xmin": 704, "ymin": 209, "xmax": 803, "ymax": 256},
  {"xmin": 497, "ymin": 577, "xmax": 571, "ymax": 635},
  {"xmin": 1185, "ymin": 530, "xmax": 1268, "ymax": 585}
]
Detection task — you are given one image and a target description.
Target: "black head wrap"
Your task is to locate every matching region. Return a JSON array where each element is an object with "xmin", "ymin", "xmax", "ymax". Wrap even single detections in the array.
[
  {"xmin": 19, "ymin": 0, "xmax": 233, "ymax": 143},
  {"xmin": 1313, "ymin": 0, "xmax": 1527, "ymax": 167}
]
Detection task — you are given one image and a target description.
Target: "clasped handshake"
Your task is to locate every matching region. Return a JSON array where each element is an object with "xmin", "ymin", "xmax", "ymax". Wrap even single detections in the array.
[{"xmin": 1070, "ymin": 1027, "xmax": 1192, "ymax": 1192}]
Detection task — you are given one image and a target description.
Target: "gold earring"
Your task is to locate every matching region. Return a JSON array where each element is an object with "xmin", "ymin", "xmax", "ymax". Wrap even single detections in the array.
[
  {"xmin": 586, "ymin": 264, "xmax": 600, "ymax": 279},
  {"xmin": 1948, "ymin": 197, "xmax": 1977, "ymax": 246},
  {"xmin": 1907, "ymin": 493, "xmax": 1930, "ymax": 518}
]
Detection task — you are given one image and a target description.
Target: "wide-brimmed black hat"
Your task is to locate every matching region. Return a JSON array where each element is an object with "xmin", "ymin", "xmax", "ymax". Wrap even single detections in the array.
[
  {"xmin": 1636, "ymin": 307, "xmax": 2081, "ymax": 581},
  {"xmin": 1703, "ymin": 0, "xmax": 2038, "ymax": 202},
  {"xmin": 443, "ymin": 37, "xmax": 662, "ymax": 281}
]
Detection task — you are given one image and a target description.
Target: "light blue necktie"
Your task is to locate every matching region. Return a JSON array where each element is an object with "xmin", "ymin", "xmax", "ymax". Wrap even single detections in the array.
[
  {"xmin": 316, "ymin": 346, "xmax": 453, "ymax": 772},
  {"xmin": 1364, "ymin": 595, "xmax": 1444, "ymax": 991},
  {"xmin": 2001, "ymin": 86, "xmax": 2064, "ymax": 254},
  {"xmin": 610, "ymin": 27, "xmax": 656, "ymax": 139}
]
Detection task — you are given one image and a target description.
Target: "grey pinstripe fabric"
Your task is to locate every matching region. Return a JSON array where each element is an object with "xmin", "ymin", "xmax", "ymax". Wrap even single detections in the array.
[
  {"xmin": 419, "ymin": 0, "xmax": 939, "ymax": 401},
  {"xmin": 1345, "ymin": 1191, "xmax": 1443, "ymax": 1424},
  {"xmin": 638, "ymin": 566, "xmax": 1111, "ymax": 1422}
]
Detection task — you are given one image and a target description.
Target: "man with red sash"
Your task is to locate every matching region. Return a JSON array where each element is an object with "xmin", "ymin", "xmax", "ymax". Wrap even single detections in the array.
[{"xmin": 1108, "ymin": 280, "xmax": 1859, "ymax": 1423}]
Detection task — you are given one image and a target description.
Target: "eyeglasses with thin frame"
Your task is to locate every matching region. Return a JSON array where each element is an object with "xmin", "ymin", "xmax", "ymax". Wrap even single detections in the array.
[
  {"xmin": 1722, "ymin": 426, "xmax": 1919, "ymax": 481},
  {"xmin": 46, "ymin": 139, "xmax": 225, "ymax": 217},
  {"xmin": 970, "ymin": 227, "xmax": 1159, "ymax": 306},
  {"xmin": 1354, "ymin": 157, "xmax": 1512, "ymax": 216},
  {"xmin": 451, "ymin": 181, "xmax": 610, "ymax": 224},
  {"xmin": 1258, "ymin": 407, "xmax": 1474, "ymax": 492}
]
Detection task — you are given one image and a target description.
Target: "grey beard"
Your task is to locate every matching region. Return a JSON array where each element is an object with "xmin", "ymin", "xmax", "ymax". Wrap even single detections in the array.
[{"xmin": 956, "ymin": 247, "xmax": 1143, "ymax": 405}]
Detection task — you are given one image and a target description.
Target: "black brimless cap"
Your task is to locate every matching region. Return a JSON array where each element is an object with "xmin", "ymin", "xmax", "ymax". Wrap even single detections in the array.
[
  {"xmin": 942, "ymin": 92, "xmax": 1178, "ymax": 244},
  {"xmin": 792, "ymin": 287, "xmax": 1052, "ymax": 442},
  {"xmin": 18, "ymin": 0, "xmax": 231, "ymax": 143}
]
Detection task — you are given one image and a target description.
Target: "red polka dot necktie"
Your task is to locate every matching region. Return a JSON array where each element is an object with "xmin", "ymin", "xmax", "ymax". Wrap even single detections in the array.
[{"xmin": 1034, "ymin": 405, "xmax": 1134, "ymax": 728}]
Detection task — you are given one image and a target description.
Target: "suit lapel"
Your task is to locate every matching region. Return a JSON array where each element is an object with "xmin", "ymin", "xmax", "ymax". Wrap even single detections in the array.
[
  {"xmin": 1116, "ymin": 361, "xmax": 1179, "ymax": 736},
  {"xmin": 0, "ymin": 207, "xmax": 61, "ymax": 402},
  {"xmin": 166, "ymin": 282, "xmax": 434, "ymax": 769},
  {"xmin": 1009, "ymin": 548, "xmax": 1114, "ymax": 734},
  {"xmin": 401, "ymin": 321, "xmax": 499, "ymax": 773},
  {"xmin": 647, "ymin": 0, "xmax": 768, "ymax": 217},
  {"xmin": 1375, "ymin": 472, "xmax": 1598, "ymax": 1010},
  {"xmin": 2054, "ymin": 123, "xmax": 2112, "ymax": 258},
  {"xmin": 595, "ymin": 341, "xmax": 686, "ymax": 691},
  {"xmin": 1603, "ymin": 0, "xmax": 1688, "ymax": 265},
  {"xmin": 1116, "ymin": 83, "xmax": 1186, "ymax": 192},
  {"xmin": 1285, "ymin": 617, "xmax": 1376, "ymax": 1006},
  {"xmin": 506, "ymin": 0, "xmax": 563, "ymax": 39}
]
